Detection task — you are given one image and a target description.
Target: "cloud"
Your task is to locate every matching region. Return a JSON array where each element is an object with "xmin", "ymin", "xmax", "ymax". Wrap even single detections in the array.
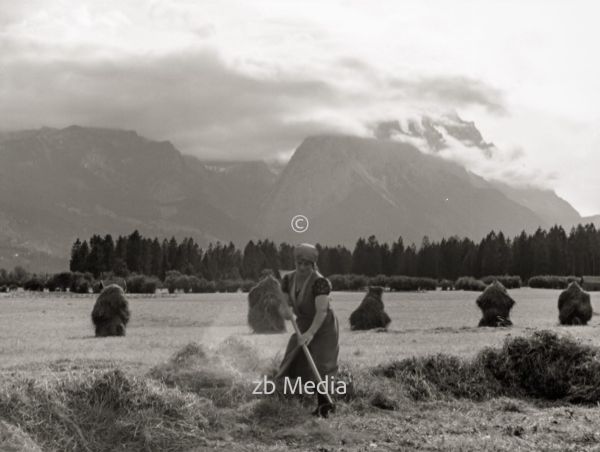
[
  {"xmin": 337, "ymin": 57, "xmax": 373, "ymax": 73},
  {"xmin": 434, "ymin": 131, "xmax": 557, "ymax": 190},
  {"xmin": 1, "ymin": 35, "xmax": 509, "ymax": 162},
  {"xmin": 379, "ymin": 114, "xmax": 557, "ymax": 191},
  {"xmin": 390, "ymin": 76, "xmax": 506, "ymax": 114},
  {"xmin": 0, "ymin": 2, "xmax": 41, "ymax": 27},
  {"xmin": 0, "ymin": 49, "xmax": 346, "ymax": 158},
  {"xmin": 1, "ymin": 0, "xmax": 598, "ymax": 214}
]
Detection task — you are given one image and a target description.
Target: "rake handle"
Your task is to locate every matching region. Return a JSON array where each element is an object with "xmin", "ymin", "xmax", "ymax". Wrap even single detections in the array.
[{"xmin": 289, "ymin": 316, "xmax": 334, "ymax": 406}]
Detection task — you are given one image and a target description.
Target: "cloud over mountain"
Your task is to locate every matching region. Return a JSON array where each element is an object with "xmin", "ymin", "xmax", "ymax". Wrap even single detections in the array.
[
  {"xmin": 1, "ymin": 37, "xmax": 507, "ymax": 161},
  {"xmin": 399, "ymin": 76, "xmax": 506, "ymax": 114},
  {"xmin": 1, "ymin": 0, "xmax": 598, "ymax": 213},
  {"xmin": 1, "ymin": 50, "xmax": 345, "ymax": 159}
]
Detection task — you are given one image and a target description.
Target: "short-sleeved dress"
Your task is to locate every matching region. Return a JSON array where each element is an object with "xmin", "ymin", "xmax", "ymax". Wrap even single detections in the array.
[{"xmin": 278, "ymin": 270, "xmax": 339, "ymax": 382}]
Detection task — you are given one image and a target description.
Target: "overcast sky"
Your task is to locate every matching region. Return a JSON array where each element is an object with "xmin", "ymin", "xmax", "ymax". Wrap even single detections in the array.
[{"xmin": 1, "ymin": 0, "xmax": 599, "ymax": 215}]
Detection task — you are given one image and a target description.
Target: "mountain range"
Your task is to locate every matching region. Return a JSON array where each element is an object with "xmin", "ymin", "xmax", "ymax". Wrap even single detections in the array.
[{"xmin": 0, "ymin": 122, "xmax": 595, "ymax": 271}]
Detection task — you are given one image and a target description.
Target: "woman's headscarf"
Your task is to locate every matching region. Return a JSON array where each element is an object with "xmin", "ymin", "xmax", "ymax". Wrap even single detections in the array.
[{"xmin": 293, "ymin": 243, "xmax": 318, "ymax": 263}]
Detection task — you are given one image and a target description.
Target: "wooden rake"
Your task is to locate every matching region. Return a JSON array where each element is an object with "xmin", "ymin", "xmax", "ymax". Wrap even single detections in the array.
[{"xmin": 275, "ymin": 315, "xmax": 335, "ymax": 415}]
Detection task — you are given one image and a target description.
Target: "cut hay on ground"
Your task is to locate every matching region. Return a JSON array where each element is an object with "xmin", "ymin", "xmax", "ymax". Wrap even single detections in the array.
[
  {"xmin": 0, "ymin": 369, "xmax": 213, "ymax": 452},
  {"xmin": 558, "ymin": 281, "xmax": 593, "ymax": 325},
  {"xmin": 476, "ymin": 281, "xmax": 515, "ymax": 327},
  {"xmin": 372, "ymin": 330, "xmax": 600, "ymax": 404},
  {"xmin": 4, "ymin": 333, "xmax": 600, "ymax": 450},
  {"xmin": 0, "ymin": 339, "xmax": 334, "ymax": 452},
  {"xmin": 247, "ymin": 275, "xmax": 286, "ymax": 333},
  {"xmin": 91, "ymin": 284, "xmax": 130, "ymax": 337},
  {"xmin": 149, "ymin": 341, "xmax": 257, "ymax": 408},
  {"xmin": 0, "ymin": 420, "xmax": 42, "ymax": 452},
  {"xmin": 349, "ymin": 286, "xmax": 391, "ymax": 331}
]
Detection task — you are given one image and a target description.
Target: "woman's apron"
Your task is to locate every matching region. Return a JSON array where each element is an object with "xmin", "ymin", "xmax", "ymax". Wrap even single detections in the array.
[{"xmin": 277, "ymin": 270, "xmax": 339, "ymax": 381}]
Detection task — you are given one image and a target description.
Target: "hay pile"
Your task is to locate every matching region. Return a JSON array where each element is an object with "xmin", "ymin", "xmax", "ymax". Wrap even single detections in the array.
[
  {"xmin": 247, "ymin": 275, "xmax": 286, "ymax": 333},
  {"xmin": 476, "ymin": 281, "xmax": 515, "ymax": 327},
  {"xmin": 91, "ymin": 284, "xmax": 130, "ymax": 337},
  {"xmin": 558, "ymin": 281, "xmax": 592, "ymax": 325},
  {"xmin": 349, "ymin": 286, "xmax": 391, "ymax": 331},
  {"xmin": 0, "ymin": 420, "xmax": 42, "ymax": 452},
  {"xmin": 149, "ymin": 341, "xmax": 257, "ymax": 408},
  {"xmin": 0, "ymin": 369, "xmax": 213, "ymax": 452},
  {"xmin": 373, "ymin": 330, "xmax": 600, "ymax": 404}
]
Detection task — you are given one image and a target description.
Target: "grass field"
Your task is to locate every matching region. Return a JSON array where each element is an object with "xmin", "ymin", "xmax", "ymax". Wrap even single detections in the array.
[{"xmin": 2, "ymin": 288, "xmax": 600, "ymax": 451}]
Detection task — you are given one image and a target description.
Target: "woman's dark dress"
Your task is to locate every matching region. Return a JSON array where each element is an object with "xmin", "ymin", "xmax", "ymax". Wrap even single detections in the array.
[{"xmin": 278, "ymin": 270, "xmax": 339, "ymax": 383}]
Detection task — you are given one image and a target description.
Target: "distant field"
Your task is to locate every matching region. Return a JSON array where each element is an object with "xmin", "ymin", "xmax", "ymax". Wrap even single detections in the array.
[
  {"xmin": 2, "ymin": 288, "xmax": 600, "ymax": 451},
  {"xmin": 1, "ymin": 288, "xmax": 599, "ymax": 370}
]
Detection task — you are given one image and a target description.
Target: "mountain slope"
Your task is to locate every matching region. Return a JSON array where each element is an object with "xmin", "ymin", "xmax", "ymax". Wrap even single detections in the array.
[
  {"xmin": 489, "ymin": 180, "xmax": 581, "ymax": 227},
  {"xmin": 184, "ymin": 157, "xmax": 278, "ymax": 223},
  {"xmin": 0, "ymin": 126, "xmax": 253, "ymax": 270},
  {"xmin": 0, "ymin": 125, "xmax": 591, "ymax": 272},
  {"xmin": 258, "ymin": 135, "xmax": 549, "ymax": 246},
  {"xmin": 582, "ymin": 215, "xmax": 600, "ymax": 228},
  {"xmin": 373, "ymin": 113, "xmax": 584, "ymax": 230},
  {"xmin": 374, "ymin": 113, "xmax": 494, "ymax": 156}
]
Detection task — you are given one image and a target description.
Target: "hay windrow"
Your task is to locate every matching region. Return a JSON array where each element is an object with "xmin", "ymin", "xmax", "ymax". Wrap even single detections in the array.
[
  {"xmin": 558, "ymin": 282, "xmax": 593, "ymax": 325},
  {"xmin": 0, "ymin": 369, "xmax": 214, "ymax": 452},
  {"xmin": 216, "ymin": 336, "xmax": 263, "ymax": 373},
  {"xmin": 372, "ymin": 330, "xmax": 600, "ymax": 404},
  {"xmin": 0, "ymin": 420, "xmax": 42, "ymax": 452},
  {"xmin": 6, "ymin": 331, "xmax": 600, "ymax": 450},
  {"xmin": 148, "ymin": 341, "xmax": 260, "ymax": 408},
  {"xmin": 0, "ymin": 339, "xmax": 336, "ymax": 451}
]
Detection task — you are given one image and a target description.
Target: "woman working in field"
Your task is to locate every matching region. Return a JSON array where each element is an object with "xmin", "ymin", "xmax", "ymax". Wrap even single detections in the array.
[{"xmin": 277, "ymin": 243, "xmax": 340, "ymax": 417}]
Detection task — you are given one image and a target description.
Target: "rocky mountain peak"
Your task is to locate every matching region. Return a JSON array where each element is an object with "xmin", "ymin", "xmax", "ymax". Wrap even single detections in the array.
[{"xmin": 373, "ymin": 112, "xmax": 494, "ymax": 157}]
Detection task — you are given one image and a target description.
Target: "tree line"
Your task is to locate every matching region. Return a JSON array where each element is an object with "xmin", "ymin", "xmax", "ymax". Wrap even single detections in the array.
[{"xmin": 68, "ymin": 224, "xmax": 600, "ymax": 281}]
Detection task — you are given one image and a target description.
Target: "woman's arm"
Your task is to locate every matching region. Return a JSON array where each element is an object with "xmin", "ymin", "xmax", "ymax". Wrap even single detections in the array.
[{"xmin": 298, "ymin": 294, "xmax": 329, "ymax": 345}]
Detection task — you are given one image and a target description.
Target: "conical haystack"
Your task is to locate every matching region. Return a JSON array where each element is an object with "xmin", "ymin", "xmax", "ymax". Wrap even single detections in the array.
[
  {"xmin": 247, "ymin": 275, "xmax": 286, "ymax": 333},
  {"xmin": 349, "ymin": 286, "xmax": 391, "ymax": 331},
  {"xmin": 558, "ymin": 281, "xmax": 592, "ymax": 325},
  {"xmin": 476, "ymin": 280, "xmax": 515, "ymax": 327},
  {"xmin": 91, "ymin": 284, "xmax": 130, "ymax": 337}
]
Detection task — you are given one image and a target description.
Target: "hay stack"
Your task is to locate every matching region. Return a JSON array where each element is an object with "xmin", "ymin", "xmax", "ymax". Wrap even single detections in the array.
[
  {"xmin": 476, "ymin": 281, "xmax": 515, "ymax": 327},
  {"xmin": 0, "ymin": 420, "xmax": 42, "ymax": 452},
  {"xmin": 349, "ymin": 286, "xmax": 391, "ymax": 331},
  {"xmin": 91, "ymin": 284, "xmax": 130, "ymax": 337},
  {"xmin": 247, "ymin": 275, "xmax": 286, "ymax": 333},
  {"xmin": 558, "ymin": 281, "xmax": 592, "ymax": 325}
]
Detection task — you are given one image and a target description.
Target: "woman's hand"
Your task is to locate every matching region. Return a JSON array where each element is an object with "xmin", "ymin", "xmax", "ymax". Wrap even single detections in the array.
[{"xmin": 297, "ymin": 331, "xmax": 314, "ymax": 346}]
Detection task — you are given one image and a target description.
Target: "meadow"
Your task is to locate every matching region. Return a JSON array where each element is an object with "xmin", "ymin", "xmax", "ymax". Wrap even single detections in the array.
[{"xmin": 2, "ymin": 288, "xmax": 600, "ymax": 451}]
